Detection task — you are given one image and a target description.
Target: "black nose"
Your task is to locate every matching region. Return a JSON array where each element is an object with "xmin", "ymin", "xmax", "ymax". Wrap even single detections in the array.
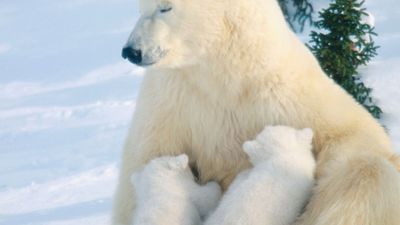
[{"xmin": 122, "ymin": 47, "xmax": 142, "ymax": 64}]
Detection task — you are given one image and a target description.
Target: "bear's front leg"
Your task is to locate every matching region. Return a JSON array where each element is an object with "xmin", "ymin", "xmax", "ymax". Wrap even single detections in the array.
[
  {"xmin": 295, "ymin": 152, "xmax": 400, "ymax": 225},
  {"xmin": 111, "ymin": 78, "xmax": 189, "ymax": 225},
  {"xmin": 112, "ymin": 122, "xmax": 187, "ymax": 225}
]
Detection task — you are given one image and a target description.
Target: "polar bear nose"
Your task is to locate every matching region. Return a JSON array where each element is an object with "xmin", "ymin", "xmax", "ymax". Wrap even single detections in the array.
[{"xmin": 122, "ymin": 47, "xmax": 142, "ymax": 65}]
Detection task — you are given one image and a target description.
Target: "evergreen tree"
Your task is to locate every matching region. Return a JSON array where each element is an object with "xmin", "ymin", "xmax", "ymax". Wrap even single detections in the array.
[
  {"xmin": 278, "ymin": 0, "xmax": 314, "ymax": 32},
  {"xmin": 309, "ymin": 0, "xmax": 382, "ymax": 118}
]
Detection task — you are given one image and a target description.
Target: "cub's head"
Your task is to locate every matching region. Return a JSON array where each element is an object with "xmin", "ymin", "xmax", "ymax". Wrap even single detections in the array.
[
  {"xmin": 131, "ymin": 154, "xmax": 191, "ymax": 186},
  {"xmin": 243, "ymin": 126, "xmax": 314, "ymax": 165},
  {"xmin": 122, "ymin": 0, "xmax": 225, "ymax": 68}
]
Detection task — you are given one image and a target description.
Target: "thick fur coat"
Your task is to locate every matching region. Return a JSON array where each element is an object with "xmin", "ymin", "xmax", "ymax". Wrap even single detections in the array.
[
  {"xmin": 131, "ymin": 155, "xmax": 221, "ymax": 225},
  {"xmin": 113, "ymin": 0, "xmax": 400, "ymax": 224},
  {"xmin": 205, "ymin": 126, "xmax": 315, "ymax": 225}
]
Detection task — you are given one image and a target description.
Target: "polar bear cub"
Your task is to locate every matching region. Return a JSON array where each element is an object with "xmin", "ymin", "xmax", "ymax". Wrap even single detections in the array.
[
  {"xmin": 205, "ymin": 126, "xmax": 316, "ymax": 225},
  {"xmin": 131, "ymin": 154, "xmax": 222, "ymax": 225}
]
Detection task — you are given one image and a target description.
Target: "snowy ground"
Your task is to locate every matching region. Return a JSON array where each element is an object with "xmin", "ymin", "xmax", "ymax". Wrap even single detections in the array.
[{"xmin": 0, "ymin": 0, "xmax": 399, "ymax": 224}]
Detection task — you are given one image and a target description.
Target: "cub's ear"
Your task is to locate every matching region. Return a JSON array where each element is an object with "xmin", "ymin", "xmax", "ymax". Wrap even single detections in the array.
[
  {"xmin": 243, "ymin": 140, "xmax": 262, "ymax": 157},
  {"xmin": 168, "ymin": 154, "xmax": 189, "ymax": 170},
  {"xmin": 299, "ymin": 128, "xmax": 314, "ymax": 142}
]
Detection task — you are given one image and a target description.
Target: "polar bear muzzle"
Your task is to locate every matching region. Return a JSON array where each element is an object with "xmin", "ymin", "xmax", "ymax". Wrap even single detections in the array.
[{"xmin": 122, "ymin": 47, "xmax": 142, "ymax": 65}]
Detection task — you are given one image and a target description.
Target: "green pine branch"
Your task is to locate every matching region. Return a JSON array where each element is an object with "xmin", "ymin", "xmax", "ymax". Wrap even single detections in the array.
[
  {"xmin": 278, "ymin": 0, "xmax": 314, "ymax": 32},
  {"xmin": 308, "ymin": 0, "xmax": 382, "ymax": 118}
]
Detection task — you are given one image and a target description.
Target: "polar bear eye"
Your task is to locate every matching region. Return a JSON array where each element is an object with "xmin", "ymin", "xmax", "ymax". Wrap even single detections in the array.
[
  {"xmin": 159, "ymin": 6, "xmax": 172, "ymax": 13},
  {"xmin": 159, "ymin": 2, "xmax": 173, "ymax": 14}
]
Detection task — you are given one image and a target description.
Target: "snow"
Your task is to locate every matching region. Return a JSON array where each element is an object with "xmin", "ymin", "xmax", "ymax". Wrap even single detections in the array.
[
  {"xmin": 0, "ymin": 165, "xmax": 117, "ymax": 225},
  {"xmin": 362, "ymin": 58, "xmax": 400, "ymax": 150},
  {"xmin": 0, "ymin": 44, "xmax": 11, "ymax": 55},
  {"xmin": 0, "ymin": 0, "xmax": 399, "ymax": 224},
  {"xmin": 0, "ymin": 62, "xmax": 143, "ymax": 100}
]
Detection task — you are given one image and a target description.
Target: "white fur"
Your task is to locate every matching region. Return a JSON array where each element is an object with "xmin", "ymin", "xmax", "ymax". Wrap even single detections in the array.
[
  {"xmin": 131, "ymin": 154, "xmax": 221, "ymax": 225},
  {"xmin": 205, "ymin": 126, "xmax": 315, "ymax": 225},
  {"xmin": 113, "ymin": 0, "xmax": 400, "ymax": 224},
  {"xmin": 125, "ymin": 0, "xmax": 208, "ymax": 67}
]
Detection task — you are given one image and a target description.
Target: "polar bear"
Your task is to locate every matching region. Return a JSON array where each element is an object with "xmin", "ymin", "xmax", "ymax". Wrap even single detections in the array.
[
  {"xmin": 113, "ymin": 0, "xmax": 400, "ymax": 224},
  {"xmin": 131, "ymin": 154, "xmax": 221, "ymax": 225},
  {"xmin": 205, "ymin": 126, "xmax": 315, "ymax": 225}
]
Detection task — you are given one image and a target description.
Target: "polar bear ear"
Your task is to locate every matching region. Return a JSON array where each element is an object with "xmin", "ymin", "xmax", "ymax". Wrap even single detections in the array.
[
  {"xmin": 299, "ymin": 128, "xmax": 314, "ymax": 143},
  {"xmin": 243, "ymin": 141, "xmax": 262, "ymax": 157},
  {"xmin": 168, "ymin": 154, "xmax": 189, "ymax": 170}
]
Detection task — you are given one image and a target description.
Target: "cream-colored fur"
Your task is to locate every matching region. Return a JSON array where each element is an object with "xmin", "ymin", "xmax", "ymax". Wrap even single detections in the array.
[
  {"xmin": 131, "ymin": 154, "xmax": 221, "ymax": 225},
  {"xmin": 205, "ymin": 126, "xmax": 315, "ymax": 225},
  {"xmin": 112, "ymin": 0, "xmax": 400, "ymax": 224}
]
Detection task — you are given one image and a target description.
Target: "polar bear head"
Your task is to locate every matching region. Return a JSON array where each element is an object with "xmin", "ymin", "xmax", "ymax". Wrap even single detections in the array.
[
  {"xmin": 122, "ymin": 0, "xmax": 290, "ymax": 68},
  {"xmin": 131, "ymin": 154, "xmax": 192, "ymax": 189},
  {"xmin": 243, "ymin": 126, "xmax": 314, "ymax": 165},
  {"xmin": 122, "ymin": 0, "xmax": 222, "ymax": 68}
]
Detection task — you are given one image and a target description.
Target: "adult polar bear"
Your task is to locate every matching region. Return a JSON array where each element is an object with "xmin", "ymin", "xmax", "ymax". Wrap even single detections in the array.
[{"xmin": 113, "ymin": 0, "xmax": 400, "ymax": 224}]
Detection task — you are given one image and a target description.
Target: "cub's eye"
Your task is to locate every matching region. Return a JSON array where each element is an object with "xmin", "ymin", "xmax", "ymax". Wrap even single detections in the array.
[{"xmin": 160, "ymin": 7, "xmax": 172, "ymax": 13}]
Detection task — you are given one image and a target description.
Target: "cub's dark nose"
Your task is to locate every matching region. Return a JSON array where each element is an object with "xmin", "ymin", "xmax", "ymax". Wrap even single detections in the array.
[{"xmin": 122, "ymin": 47, "xmax": 142, "ymax": 65}]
